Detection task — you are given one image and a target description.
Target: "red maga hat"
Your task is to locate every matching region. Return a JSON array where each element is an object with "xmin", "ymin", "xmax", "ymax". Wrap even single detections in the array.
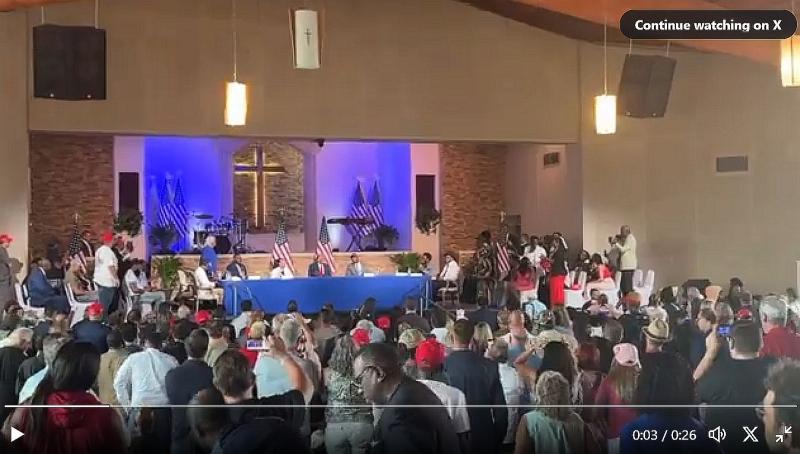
[
  {"xmin": 86, "ymin": 303, "xmax": 104, "ymax": 317},
  {"xmin": 0, "ymin": 234, "xmax": 13, "ymax": 244},
  {"xmin": 351, "ymin": 328, "xmax": 371, "ymax": 348},
  {"xmin": 415, "ymin": 338, "xmax": 446, "ymax": 370}
]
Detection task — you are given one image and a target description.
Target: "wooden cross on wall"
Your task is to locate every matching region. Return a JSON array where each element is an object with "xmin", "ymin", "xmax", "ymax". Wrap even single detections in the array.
[{"xmin": 234, "ymin": 144, "xmax": 267, "ymax": 229}]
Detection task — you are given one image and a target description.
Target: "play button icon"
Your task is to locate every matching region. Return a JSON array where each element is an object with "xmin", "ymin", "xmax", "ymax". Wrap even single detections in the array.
[{"xmin": 10, "ymin": 427, "xmax": 23, "ymax": 442}]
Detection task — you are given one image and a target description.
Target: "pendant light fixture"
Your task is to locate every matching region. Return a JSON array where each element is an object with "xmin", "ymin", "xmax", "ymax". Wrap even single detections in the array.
[
  {"xmin": 225, "ymin": 0, "xmax": 247, "ymax": 126},
  {"xmin": 595, "ymin": 9, "xmax": 617, "ymax": 135},
  {"xmin": 781, "ymin": 1, "xmax": 800, "ymax": 87}
]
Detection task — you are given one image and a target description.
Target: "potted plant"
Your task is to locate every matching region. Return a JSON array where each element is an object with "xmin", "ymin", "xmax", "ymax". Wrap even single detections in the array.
[
  {"xmin": 149, "ymin": 225, "xmax": 177, "ymax": 254},
  {"xmin": 390, "ymin": 252, "xmax": 421, "ymax": 273},
  {"xmin": 152, "ymin": 256, "xmax": 181, "ymax": 290},
  {"xmin": 114, "ymin": 209, "xmax": 144, "ymax": 237},
  {"xmin": 373, "ymin": 224, "xmax": 399, "ymax": 250},
  {"xmin": 415, "ymin": 206, "xmax": 441, "ymax": 235}
]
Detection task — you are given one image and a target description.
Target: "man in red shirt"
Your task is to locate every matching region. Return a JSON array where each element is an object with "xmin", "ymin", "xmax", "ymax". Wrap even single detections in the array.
[{"xmin": 760, "ymin": 295, "xmax": 800, "ymax": 360}]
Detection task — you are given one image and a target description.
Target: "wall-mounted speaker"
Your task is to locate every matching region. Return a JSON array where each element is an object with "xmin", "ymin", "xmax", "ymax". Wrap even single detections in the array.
[
  {"xmin": 618, "ymin": 54, "xmax": 676, "ymax": 118},
  {"xmin": 33, "ymin": 24, "xmax": 106, "ymax": 100}
]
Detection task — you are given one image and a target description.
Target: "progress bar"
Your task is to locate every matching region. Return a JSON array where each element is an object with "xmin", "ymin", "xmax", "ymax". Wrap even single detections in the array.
[{"xmin": 5, "ymin": 404, "xmax": 798, "ymax": 409}]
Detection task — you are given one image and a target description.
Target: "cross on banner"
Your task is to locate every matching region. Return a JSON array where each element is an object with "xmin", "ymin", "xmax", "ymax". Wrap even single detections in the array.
[
  {"xmin": 305, "ymin": 28, "xmax": 313, "ymax": 46},
  {"xmin": 234, "ymin": 145, "xmax": 267, "ymax": 229}
]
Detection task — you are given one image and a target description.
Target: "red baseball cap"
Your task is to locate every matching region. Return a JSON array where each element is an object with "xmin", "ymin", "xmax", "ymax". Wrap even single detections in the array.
[
  {"xmin": 101, "ymin": 231, "xmax": 115, "ymax": 243},
  {"xmin": 351, "ymin": 328, "xmax": 371, "ymax": 348},
  {"xmin": 195, "ymin": 310, "xmax": 213, "ymax": 325},
  {"xmin": 415, "ymin": 338, "xmax": 446, "ymax": 370},
  {"xmin": 737, "ymin": 307, "xmax": 753, "ymax": 320},
  {"xmin": 0, "ymin": 234, "xmax": 13, "ymax": 244},
  {"xmin": 86, "ymin": 303, "xmax": 104, "ymax": 317},
  {"xmin": 376, "ymin": 315, "xmax": 391, "ymax": 331}
]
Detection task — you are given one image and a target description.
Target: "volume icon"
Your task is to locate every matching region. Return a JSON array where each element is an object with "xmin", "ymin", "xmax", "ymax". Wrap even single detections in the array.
[{"xmin": 708, "ymin": 427, "xmax": 727, "ymax": 443}]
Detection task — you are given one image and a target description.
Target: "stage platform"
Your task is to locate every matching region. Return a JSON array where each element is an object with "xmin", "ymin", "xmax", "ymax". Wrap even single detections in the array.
[{"xmin": 152, "ymin": 251, "xmax": 404, "ymax": 278}]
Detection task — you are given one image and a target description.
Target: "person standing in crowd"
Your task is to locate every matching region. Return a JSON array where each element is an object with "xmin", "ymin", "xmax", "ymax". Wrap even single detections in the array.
[
  {"xmin": 761, "ymin": 360, "xmax": 800, "ymax": 454},
  {"xmin": 418, "ymin": 252, "xmax": 435, "ymax": 276},
  {"xmin": 514, "ymin": 370, "xmax": 585, "ymax": 454},
  {"xmin": 618, "ymin": 293, "xmax": 647, "ymax": 345},
  {"xmin": 698, "ymin": 321, "xmax": 774, "ymax": 454},
  {"xmin": 0, "ymin": 234, "xmax": 15, "ymax": 307},
  {"xmin": 225, "ymin": 253, "xmax": 248, "ymax": 280},
  {"xmin": 124, "ymin": 259, "xmax": 167, "ymax": 313},
  {"xmin": 612, "ymin": 225, "xmax": 637, "ymax": 297},
  {"xmin": 620, "ymin": 352, "xmax": 722, "ymax": 454},
  {"xmin": 94, "ymin": 232, "xmax": 119, "ymax": 314},
  {"xmin": 97, "ymin": 330, "xmax": 129, "ymax": 405},
  {"xmin": 71, "ymin": 303, "xmax": 111, "ymax": 354},
  {"xmin": 163, "ymin": 319, "xmax": 197, "ymax": 365},
  {"xmin": 596, "ymin": 319, "xmax": 623, "ymax": 373},
  {"xmin": 166, "ymin": 329, "xmax": 214, "ymax": 454},
  {"xmin": 230, "ymin": 300, "xmax": 253, "ymax": 337},
  {"xmin": 308, "ymin": 254, "xmax": 332, "ymax": 277},
  {"xmin": 120, "ymin": 321, "xmax": 143, "ymax": 355},
  {"xmin": 201, "ymin": 235, "xmax": 218, "ymax": 275},
  {"xmin": 397, "ymin": 298, "xmax": 431, "ymax": 333},
  {"xmin": 324, "ymin": 334, "xmax": 374, "ymax": 454},
  {"xmin": 0, "ymin": 327, "xmax": 32, "ymax": 421},
  {"xmin": 346, "ymin": 253, "xmax": 366, "ymax": 276},
  {"xmin": 353, "ymin": 342, "xmax": 460, "ymax": 454},
  {"xmin": 17, "ymin": 333, "xmax": 70, "ymax": 404},
  {"xmin": 760, "ymin": 296, "xmax": 800, "ymax": 360},
  {"xmin": 271, "ymin": 258, "xmax": 295, "ymax": 278},
  {"xmin": 642, "ymin": 318, "xmax": 671, "ymax": 354},
  {"xmin": 595, "ymin": 343, "xmax": 641, "ymax": 454},
  {"xmin": 486, "ymin": 339, "xmax": 523, "ymax": 450},
  {"xmin": 205, "ymin": 320, "xmax": 230, "ymax": 368},
  {"xmin": 548, "ymin": 235, "xmax": 568, "ymax": 308},
  {"xmin": 445, "ymin": 319, "xmax": 508, "ymax": 454},
  {"xmin": 24, "ymin": 258, "xmax": 70, "ymax": 314},
  {"xmin": 2, "ymin": 341, "xmax": 127, "ymax": 453}
]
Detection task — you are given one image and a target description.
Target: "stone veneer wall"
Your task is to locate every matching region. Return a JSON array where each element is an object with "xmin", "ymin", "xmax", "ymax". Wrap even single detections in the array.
[
  {"xmin": 440, "ymin": 143, "xmax": 508, "ymax": 256},
  {"xmin": 29, "ymin": 133, "xmax": 115, "ymax": 258}
]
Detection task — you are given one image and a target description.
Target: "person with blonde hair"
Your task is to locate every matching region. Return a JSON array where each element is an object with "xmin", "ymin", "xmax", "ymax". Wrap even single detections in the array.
[
  {"xmin": 473, "ymin": 322, "xmax": 494, "ymax": 357},
  {"xmin": 0, "ymin": 327, "xmax": 34, "ymax": 421},
  {"xmin": 595, "ymin": 343, "xmax": 641, "ymax": 454},
  {"xmin": 515, "ymin": 370, "xmax": 585, "ymax": 454}
]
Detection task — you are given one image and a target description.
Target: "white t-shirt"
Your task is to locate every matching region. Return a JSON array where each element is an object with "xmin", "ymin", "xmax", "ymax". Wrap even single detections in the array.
[
  {"xmin": 93, "ymin": 245, "xmax": 118, "ymax": 288},
  {"xmin": 270, "ymin": 267, "xmax": 294, "ymax": 279},
  {"xmin": 439, "ymin": 261, "xmax": 460, "ymax": 282},
  {"xmin": 124, "ymin": 269, "xmax": 148, "ymax": 292},
  {"xmin": 419, "ymin": 379, "xmax": 471, "ymax": 434}
]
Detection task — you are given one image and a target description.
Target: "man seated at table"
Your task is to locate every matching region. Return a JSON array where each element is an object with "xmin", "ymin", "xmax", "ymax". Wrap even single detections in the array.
[
  {"xmin": 434, "ymin": 252, "xmax": 461, "ymax": 295},
  {"xmin": 307, "ymin": 254, "xmax": 332, "ymax": 277},
  {"xmin": 225, "ymin": 253, "xmax": 248, "ymax": 280},
  {"xmin": 346, "ymin": 253, "xmax": 367, "ymax": 277},
  {"xmin": 194, "ymin": 259, "xmax": 224, "ymax": 304},
  {"xmin": 124, "ymin": 259, "xmax": 167, "ymax": 312},
  {"xmin": 419, "ymin": 252, "xmax": 435, "ymax": 276},
  {"xmin": 270, "ymin": 258, "xmax": 294, "ymax": 279}
]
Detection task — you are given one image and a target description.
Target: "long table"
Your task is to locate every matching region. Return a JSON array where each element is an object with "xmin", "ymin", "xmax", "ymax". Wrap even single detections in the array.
[{"xmin": 223, "ymin": 274, "xmax": 431, "ymax": 315}]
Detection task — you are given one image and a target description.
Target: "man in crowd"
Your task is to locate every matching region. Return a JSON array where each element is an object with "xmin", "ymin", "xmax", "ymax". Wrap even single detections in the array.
[
  {"xmin": 643, "ymin": 318, "xmax": 671, "ymax": 353},
  {"xmin": 163, "ymin": 318, "xmax": 197, "ymax": 365},
  {"xmin": 698, "ymin": 321, "xmax": 774, "ymax": 454},
  {"xmin": 618, "ymin": 293, "xmax": 647, "ymax": 345},
  {"xmin": 346, "ymin": 253, "xmax": 366, "ymax": 276},
  {"xmin": 72, "ymin": 302, "xmax": 111, "ymax": 354},
  {"xmin": 612, "ymin": 225, "xmax": 637, "ymax": 296},
  {"xmin": 97, "ymin": 330, "xmax": 130, "ymax": 405},
  {"xmin": 761, "ymin": 360, "xmax": 800, "ymax": 454},
  {"xmin": 231, "ymin": 300, "xmax": 253, "ymax": 337},
  {"xmin": 760, "ymin": 296, "xmax": 800, "ymax": 360},
  {"xmin": 397, "ymin": 298, "xmax": 431, "ymax": 333},
  {"xmin": 120, "ymin": 321, "xmax": 143, "ymax": 355},
  {"xmin": 307, "ymin": 254, "xmax": 332, "ymax": 277},
  {"xmin": 17, "ymin": 333, "xmax": 69, "ymax": 404},
  {"xmin": 354, "ymin": 342, "xmax": 461, "ymax": 454},
  {"xmin": 225, "ymin": 253, "xmax": 248, "ymax": 280},
  {"xmin": 24, "ymin": 258, "xmax": 69, "ymax": 314},
  {"xmin": 94, "ymin": 232, "xmax": 120, "ymax": 314},
  {"xmin": 166, "ymin": 329, "xmax": 214, "ymax": 454},
  {"xmin": 444, "ymin": 319, "xmax": 507, "ymax": 454}
]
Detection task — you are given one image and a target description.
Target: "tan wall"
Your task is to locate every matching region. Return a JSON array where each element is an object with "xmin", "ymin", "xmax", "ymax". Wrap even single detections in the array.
[
  {"xmin": 26, "ymin": 0, "xmax": 579, "ymax": 142},
  {"xmin": 0, "ymin": 10, "xmax": 30, "ymax": 277},
  {"xmin": 580, "ymin": 43, "xmax": 800, "ymax": 293}
]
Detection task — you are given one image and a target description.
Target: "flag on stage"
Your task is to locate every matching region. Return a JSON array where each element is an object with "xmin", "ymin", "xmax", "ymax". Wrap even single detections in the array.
[
  {"xmin": 272, "ymin": 219, "xmax": 295, "ymax": 272},
  {"xmin": 316, "ymin": 217, "xmax": 337, "ymax": 274},
  {"xmin": 165, "ymin": 175, "xmax": 183, "ymax": 235},
  {"xmin": 495, "ymin": 241, "xmax": 511, "ymax": 279},
  {"xmin": 157, "ymin": 179, "xmax": 172, "ymax": 228},
  {"xmin": 147, "ymin": 177, "xmax": 161, "ymax": 228},
  {"xmin": 368, "ymin": 181, "xmax": 385, "ymax": 227},
  {"xmin": 67, "ymin": 217, "xmax": 86, "ymax": 270},
  {"xmin": 172, "ymin": 177, "xmax": 190, "ymax": 241},
  {"xmin": 348, "ymin": 182, "xmax": 374, "ymax": 237}
]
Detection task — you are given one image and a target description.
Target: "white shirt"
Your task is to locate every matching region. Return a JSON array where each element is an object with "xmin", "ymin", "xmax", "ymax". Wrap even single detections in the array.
[
  {"xmin": 231, "ymin": 312, "xmax": 252, "ymax": 337},
  {"xmin": 438, "ymin": 261, "xmax": 460, "ymax": 282},
  {"xmin": 194, "ymin": 267, "xmax": 214, "ymax": 289},
  {"xmin": 430, "ymin": 327, "xmax": 449, "ymax": 344},
  {"xmin": 497, "ymin": 363, "xmax": 522, "ymax": 444},
  {"xmin": 526, "ymin": 245, "xmax": 547, "ymax": 268},
  {"xmin": 93, "ymin": 245, "xmax": 118, "ymax": 288},
  {"xmin": 614, "ymin": 234, "xmax": 638, "ymax": 270},
  {"xmin": 113, "ymin": 347, "xmax": 178, "ymax": 407},
  {"xmin": 124, "ymin": 269, "xmax": 148, "ymax": 292},
  {"xmin": 270, "ymin": 266, "xmax": 294, "ymax": 279},
  {"xmin": 419, "ymin": 379, "xmax": 471, "ymax": 434}
]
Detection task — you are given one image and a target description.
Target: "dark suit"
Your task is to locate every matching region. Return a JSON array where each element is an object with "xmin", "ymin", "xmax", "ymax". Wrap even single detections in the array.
[
  {"xmin": 72, "ymin": 320, "xmax": 112, "ymax": 354},
  {"xmin": 24, "ymin": 267, "xmax": 69, "ymax": 313},
  {"xmin": 226, "ymin": 262, "xmax": 248, "ymax": 280},
  {"xmin": 165, "ymin": 358, "xmax": 214, "ymax": 454},
  {"xmin": 307, "ymin": 262, "xmax": 332, "ymax": 277},
  {"xmin": 444, "ymin": 350, "xmax": 508, "ymax": 454}
]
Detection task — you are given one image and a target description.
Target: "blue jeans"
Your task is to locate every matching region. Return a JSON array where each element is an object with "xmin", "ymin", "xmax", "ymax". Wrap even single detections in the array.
[{"xmin": 97, "ymin": 285, "xmax": 117, "ymax": 314}]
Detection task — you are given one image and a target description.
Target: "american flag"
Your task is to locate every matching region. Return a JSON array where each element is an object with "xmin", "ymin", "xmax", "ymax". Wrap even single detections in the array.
[
  {"xmin": 368, "ymin": 181, "xmax": 385, "ymax": 227},
  {"xmin": 272, "ymin": 219, "xmax": 295, "ymax": 272},
  {"xmin": 495, "ymin": 240, "xmax": 511, "ymax": 279},
  {"xmin": 348, "ymin": 182, "xmax": 374, "ymax": 238},
  {"xmin": 316, "ymin": 217, "xmax": 337, "ymax": 274},
  {"xmin": 158, "ymin": 179, "xmax": 172, "ymax": 228},
  {"xmin": 172, "ymin": 177, "xmax": 190, "ymax": 241},
  {"xmin": 67, "ymin": 218, "xmax": 86, "ymax": 270}
]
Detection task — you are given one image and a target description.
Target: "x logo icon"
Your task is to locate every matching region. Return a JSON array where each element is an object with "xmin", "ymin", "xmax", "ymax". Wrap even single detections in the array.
[{"xmin": 743, "ymin": 426, "xmax": 759, "ymax": 443}]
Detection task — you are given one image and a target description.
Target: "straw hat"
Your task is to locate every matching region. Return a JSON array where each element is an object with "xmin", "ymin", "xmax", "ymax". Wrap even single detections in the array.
[
  {"xmin": 643, "ymin": 318, "xmax": 672, "ymax": 343},
  {"xmin": 398, "ymin": 328, "xmax": 426, "ymax": 350}
]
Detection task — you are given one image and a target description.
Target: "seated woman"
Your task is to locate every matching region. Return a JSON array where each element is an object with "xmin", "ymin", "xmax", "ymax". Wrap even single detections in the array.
[
  {"xmin": 513, "ymin": 258, "xmax": 538, "ymax": 304},
  {"xmin": 64, "ymin": 260, "xmax": 97, "ymax": 303},
  {"xmin": 270, "ymin": 258, "xmax": 294, "ymax": 279},
  {"xmin": 584, "ymin": 254, "xmax": 615, "ymax": 300}
]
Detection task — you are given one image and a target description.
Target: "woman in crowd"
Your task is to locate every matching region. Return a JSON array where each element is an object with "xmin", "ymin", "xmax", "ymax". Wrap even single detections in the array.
[
  {"xmin": 241, "ymin": 321, "xmax": 268, "ymax": 368},
  {"xmin": 584, "ymin": 253, "xmax": 615, "ymax": 300},
  {"xmin": 0, "ymin": 327, "xmax": 33, "ymax": 422},
  {"xmin": 574, "ymin": 249, "xmax": 592, "ymax": 274},
  {"xmin": 594, "ymin": 343, "xmax": 641, "ymax": 454},
  {"xmin": 324, "ymin": 335, "xmax": 373, "ymax": 454},
  {"xmin": 2, "ymin": 341, "xmax": 127, "ymax": 453},
  {"xmin": 547, "ymin": 236, "xmax": 569, "ymax": 308},
  {"xmin": 472, "ymin": 321, "xmax": 494, "ymax": 357},
  {"xmin": 514, "ymin": 370, "xmax": 585, "ymax": 454},
  {"xmin": 576, "ymin": 342, "xmax": 604, "ymax": 409},
  {"xmin": 513, "ymin": 257, "xmax": 538, "ymax": 307},
  {"xmin": 537, "ymin": 340, "xmax": 583, "ymax": 405}
]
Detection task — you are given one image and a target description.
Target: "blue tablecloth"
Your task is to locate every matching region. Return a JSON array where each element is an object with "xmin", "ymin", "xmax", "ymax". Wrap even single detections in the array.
[{"xmin": 223, "ymin": 275, "xmax": 431, "ymax": 315}]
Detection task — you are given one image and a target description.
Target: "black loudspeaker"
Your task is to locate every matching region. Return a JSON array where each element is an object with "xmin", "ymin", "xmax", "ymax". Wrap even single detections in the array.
[
  {"xmin": 118, "ymin": 172, "xmax": 139, "ymax": 213},
  {"xmin": 415, "ymin": 175, "xmax": 436, "ymax": 212},
  {"xmin": 33, "ymin": 24, "xmax": 106, "ymax": 100},
  {"xmin": 618, "ymin": 54, "xmax": 676, "ymax": 118}
]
